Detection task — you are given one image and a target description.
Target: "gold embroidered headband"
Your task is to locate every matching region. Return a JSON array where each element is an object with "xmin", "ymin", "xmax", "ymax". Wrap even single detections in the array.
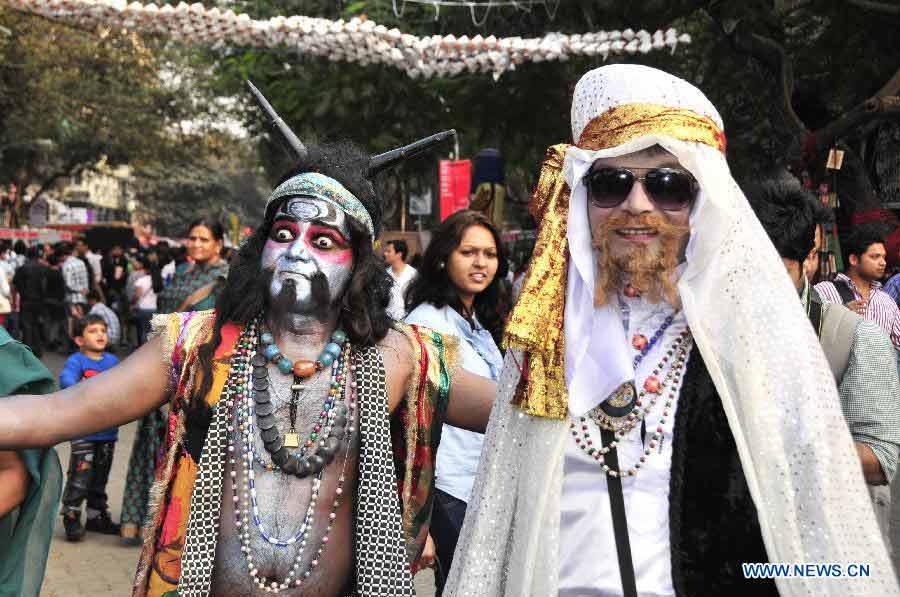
[{"xmin": 577, "ymin": 103, "xmax": 726, "ymax": 154}]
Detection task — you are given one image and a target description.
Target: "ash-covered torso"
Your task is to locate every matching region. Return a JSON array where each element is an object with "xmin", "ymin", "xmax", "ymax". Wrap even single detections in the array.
[{"xmin": 211, "ymin": 360, "xmax": 360, "ymax": 596}]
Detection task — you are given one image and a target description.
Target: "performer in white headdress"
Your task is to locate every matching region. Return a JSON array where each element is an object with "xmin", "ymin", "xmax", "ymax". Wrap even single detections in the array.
[{"xmin": 446, "ymin": 64, "xmax": 899, "ymax": 597}]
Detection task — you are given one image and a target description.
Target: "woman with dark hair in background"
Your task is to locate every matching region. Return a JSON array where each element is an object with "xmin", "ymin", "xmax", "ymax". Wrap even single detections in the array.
[
  {"xmin": 119, "ymin": 221, "xmax": 227, "ymax": 544},
  {"xmin": 156, "ymin": 218, "xmax": 228, "ymax": 314},
  {"xmin": 404, "ymin": 210, "xmax": 507, "ymax": 594}
]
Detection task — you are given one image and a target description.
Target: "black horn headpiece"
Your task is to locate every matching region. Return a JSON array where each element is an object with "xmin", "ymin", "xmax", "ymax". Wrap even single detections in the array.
[
  {"xmin": 367, "ymin": 130, "xmax": 456, "ymax": 179},
  {"xmin": 246, "ymin": 81, "xmax": 455, "ymax": 183},
  {"xmin": 246, "ymin": 80, "xmax": 308, "ymax": 160}
]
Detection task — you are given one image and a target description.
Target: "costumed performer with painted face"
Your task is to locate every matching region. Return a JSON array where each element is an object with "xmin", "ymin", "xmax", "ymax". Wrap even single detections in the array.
[
  {"xmin": 0, "ymin": 85, "xmax": 496, "ymax": 597},
  {"xmin": 445, "ymin": 64, "xmax": 898, "ymax": 597}
]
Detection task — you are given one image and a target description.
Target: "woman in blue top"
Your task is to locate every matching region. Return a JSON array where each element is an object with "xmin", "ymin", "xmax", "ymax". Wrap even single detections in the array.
[{"xmin": 404, "ymin": 210, "xmax": 507, "ymax": 595}]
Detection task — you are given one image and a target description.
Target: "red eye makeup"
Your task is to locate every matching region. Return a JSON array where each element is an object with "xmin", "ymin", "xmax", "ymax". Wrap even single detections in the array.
[{"xmin": 270, "ymin": 219, "xmax": 300, "ymax": 243}]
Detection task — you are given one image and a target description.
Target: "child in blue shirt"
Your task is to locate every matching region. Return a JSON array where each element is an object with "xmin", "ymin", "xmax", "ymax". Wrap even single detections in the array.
[{"xmin": 59, "ymin": 315, "xmax": 121, "ymax": 541}]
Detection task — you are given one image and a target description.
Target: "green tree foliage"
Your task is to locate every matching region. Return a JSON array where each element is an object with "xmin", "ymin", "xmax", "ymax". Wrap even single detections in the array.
[
  {"xmin": 131, "ymin": 134, "xmax": 267, "ymax": 238},
  {"xmin": 0, "ymin": 7, "xmax": 261, "ymax": 232},
  {"xmin": 203, "ymin": 0, "xmax": 899, "ymax": 228},
  {"xmin": 1, "ymin": 8, "xmax": 169, "ymax": 224}
]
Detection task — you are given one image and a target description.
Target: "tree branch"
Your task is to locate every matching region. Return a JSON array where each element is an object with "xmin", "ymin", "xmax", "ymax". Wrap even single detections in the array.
[
  {"xmin": 874, "ymin": 66, "xmax": 900, "ymax": 98},
  {"xmin": 30, "ymin": 159, "xmax": 90, "ymax": 204},
  {"xmin": 775, "ymin": 0, "xmax": 815, "ymax": 19},
  {"xmin": 803, "ymin": 67, "xmax": 900, "ymax": 155},
  {"xmin": 723, "ymin": 19, "xmax": 808, "ymax": 136},
  {"xmin": 846, "ymin": 0, "xmax": 900, "ymax": 15}
]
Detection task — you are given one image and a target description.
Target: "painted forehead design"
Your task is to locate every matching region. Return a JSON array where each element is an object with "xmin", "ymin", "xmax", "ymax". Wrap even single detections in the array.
[
  {"xmin": 276, "ymin": 197, "xmax": 344, "ymax": 229},
  {"xmin": 266, "ymin": 171, "xmax": 374, "ymax": 239}
]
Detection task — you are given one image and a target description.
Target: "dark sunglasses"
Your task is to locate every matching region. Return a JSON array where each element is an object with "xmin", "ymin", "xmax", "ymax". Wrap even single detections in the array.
[{"xmin": 583, "ymin": 167, "xmax": 698, "ymax": 211}]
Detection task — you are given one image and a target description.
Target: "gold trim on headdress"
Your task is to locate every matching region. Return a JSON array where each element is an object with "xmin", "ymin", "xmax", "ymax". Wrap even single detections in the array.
[
  {"xmin": 578, "ymin": 103, "xmax": 726, "ymax": 154},
  {"xmin": 506, "ymin": 104, "xmax": 725, "ymax": 420}
]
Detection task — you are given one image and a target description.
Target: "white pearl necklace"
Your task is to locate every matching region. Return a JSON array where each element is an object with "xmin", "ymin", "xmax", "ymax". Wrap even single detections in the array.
[{"xmin": 228, "ymin": 349, "xmax": 357, "ymax": 593}]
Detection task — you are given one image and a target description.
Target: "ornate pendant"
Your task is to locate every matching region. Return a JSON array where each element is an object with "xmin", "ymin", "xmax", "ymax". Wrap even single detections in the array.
[
  {"xmin": 284, "ymin": 433, "xmax": 300, "ymax": 448},
  {"xmin": 589, "ymin": 381, "xmax": 637, "ymax": 432}
]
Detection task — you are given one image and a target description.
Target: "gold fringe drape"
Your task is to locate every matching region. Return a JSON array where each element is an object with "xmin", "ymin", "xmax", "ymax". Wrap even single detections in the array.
[{"xmin": 504, "ymin": 144, "xmax": 572, "ymax": 419}]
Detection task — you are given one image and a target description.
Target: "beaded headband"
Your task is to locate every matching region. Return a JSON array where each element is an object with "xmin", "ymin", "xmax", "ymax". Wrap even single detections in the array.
[{"xmin": 267, "ymin": 172, "xmax": 375, "ymax": 239}]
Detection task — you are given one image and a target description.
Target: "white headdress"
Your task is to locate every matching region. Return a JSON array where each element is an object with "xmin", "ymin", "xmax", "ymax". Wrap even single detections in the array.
[{"xmin": 446, "ymin": 64, "xmax": 898, "ymax": 596}]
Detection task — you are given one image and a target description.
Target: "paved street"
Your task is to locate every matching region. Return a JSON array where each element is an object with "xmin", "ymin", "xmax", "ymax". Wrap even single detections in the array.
[{"xmin": 37, "ymin": 350, "xmax": 436, "ymax": 596}]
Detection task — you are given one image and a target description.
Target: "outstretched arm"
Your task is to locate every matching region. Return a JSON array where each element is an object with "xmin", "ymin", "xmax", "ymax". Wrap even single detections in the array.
[
  {"xmin": 381, "ymin": 327, "xmax": 496, "ymax": 432},
  {"xmin": 0, "ymin": 336, "xmax": 171, "ymax": 449},
  {"xmin": 445, "ymin": 368, "xmax": 496, "ymax": 433}
]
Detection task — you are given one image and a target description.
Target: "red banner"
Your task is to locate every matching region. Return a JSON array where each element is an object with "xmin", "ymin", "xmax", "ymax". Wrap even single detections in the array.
[
  {"xmin": 439, "ymin": 159, "xmax": 472, "ymax": 221},
  {"xmin": 0, "ymin": 227, "xmax": 73, "ymax": 242}
]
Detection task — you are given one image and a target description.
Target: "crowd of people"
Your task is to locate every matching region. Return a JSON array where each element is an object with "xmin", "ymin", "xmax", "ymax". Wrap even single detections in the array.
[
  {"xmin": 0, "ymin": 218, "xmax": 233, "ymax": 550},
  {"xmin": 1, "ymin": 221, "xmax": 233, "ymax": 361},
  {"xmin": 0, "ymin": 63, "xmax": 898, "ymax": 597}
]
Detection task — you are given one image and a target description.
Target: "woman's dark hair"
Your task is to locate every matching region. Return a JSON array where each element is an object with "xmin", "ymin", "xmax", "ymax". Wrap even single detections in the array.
[
  {"xmin": 135, "ymin": 254, "xmax": 165, "ymax": 294},
  {"xmin": 187, "ymin": 217, "xmax": 225, "ymax": 242},
  {"xmin": 192, "ymin": 141, "xmax": 391, "ymax": 411},
  {"xmin": 405, "ymin": 210, "xmax": 509, "ymax": 346}
]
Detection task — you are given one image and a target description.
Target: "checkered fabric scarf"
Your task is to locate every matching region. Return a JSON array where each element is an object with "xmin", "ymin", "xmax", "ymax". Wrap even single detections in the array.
[
  {"xmin": 353, "ymin": 346, "xmax": 416, "ymax": 596},
  {"xmin": 176, "ymin": 339, "xmax": 415, "ymax": 596}
]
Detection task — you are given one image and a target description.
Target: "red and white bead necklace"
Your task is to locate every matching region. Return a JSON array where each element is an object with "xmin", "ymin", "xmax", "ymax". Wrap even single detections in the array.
[{"xmin": 571, "ymin": 328, "xmax": 692, "ymax": 478}]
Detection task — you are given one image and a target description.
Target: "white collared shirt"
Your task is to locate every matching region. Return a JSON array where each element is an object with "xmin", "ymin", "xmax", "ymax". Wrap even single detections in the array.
[
  {"xmin": 386, "ymin": 263, "xmax": 417, "ymax": 320},
  {"xmin": 559, "ymin": 293, "xmax": 690, "ymax": 596}
]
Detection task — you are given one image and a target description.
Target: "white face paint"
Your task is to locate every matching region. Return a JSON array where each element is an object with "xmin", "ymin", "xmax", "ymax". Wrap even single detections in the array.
[{"xmin": 261, "ymin": 197, "xmax": 355, "ymax": 315}]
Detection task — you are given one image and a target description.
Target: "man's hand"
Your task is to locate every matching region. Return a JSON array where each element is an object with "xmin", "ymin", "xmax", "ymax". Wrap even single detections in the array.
[
  {"xmin": 856, "ymin": 442, "xmax": 886, "ymax": 485},
  {"xmin": 846, "ymin": 299, "xmax": 867, "ymax": 315},
  {"xmin": 420, "ymin": 533, "xmax": 437, "ymax": 569}
]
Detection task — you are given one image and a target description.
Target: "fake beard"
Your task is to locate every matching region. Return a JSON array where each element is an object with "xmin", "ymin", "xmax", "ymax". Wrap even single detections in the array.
[
  {"xmin": 268, "ymin": 270, "xmax": 332, "ymax": 319},
  {"xmin": 591, "ymin": 213, "xmax": 689, "ymax": 307}
]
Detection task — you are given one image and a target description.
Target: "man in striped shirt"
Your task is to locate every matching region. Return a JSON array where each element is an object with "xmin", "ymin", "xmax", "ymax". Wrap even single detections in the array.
[
  {"xmin": 815, "ymin": 226, "xmax": 900, "ymax": 348},
  {"xmin": 751, "ymin": 180, "xmax": 900, "ymax": 545}
]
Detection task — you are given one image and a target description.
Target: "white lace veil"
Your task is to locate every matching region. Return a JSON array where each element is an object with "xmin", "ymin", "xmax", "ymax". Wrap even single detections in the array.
[{"xmin": 446, "ymin": 64, "xmax": 898, "ymax": 596}]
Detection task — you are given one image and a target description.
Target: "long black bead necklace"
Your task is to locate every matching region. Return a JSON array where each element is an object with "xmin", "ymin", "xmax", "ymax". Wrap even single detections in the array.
[{"xmin": 251, "ymin": 331, "xmax": 352, "ymax": 478}]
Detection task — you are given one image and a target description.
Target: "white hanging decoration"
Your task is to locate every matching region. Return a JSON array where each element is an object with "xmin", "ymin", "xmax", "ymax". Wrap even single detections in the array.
[{"xmin": 1, "ymin": 0, "xmax": 692, "ymax": 79}]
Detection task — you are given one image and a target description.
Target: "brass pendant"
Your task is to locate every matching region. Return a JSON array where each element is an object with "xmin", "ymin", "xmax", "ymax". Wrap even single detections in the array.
[
  {"xmin": 589, "ymin": 381, "xmax": 637, "ymax": 432},
  {"xmin": 284, "ymin": 433, "xmax": 300, "ymax": 448}
]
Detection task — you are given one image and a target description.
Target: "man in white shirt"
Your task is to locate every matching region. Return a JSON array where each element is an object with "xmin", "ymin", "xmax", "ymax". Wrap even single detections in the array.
[
  {"xmin": 87, "ymin": 290, "xmax": 121, "ymax": 348},
  {"xmin": 447, "ymin": 64, "xmax": 895, "ymax": 597},
  {"xmin": 383, "ymin": 239, "xmax": 417, "ymax": 320},
  {"xmin": 75, "ymin": 236, "xmax": 103, "ymax": 290}
]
